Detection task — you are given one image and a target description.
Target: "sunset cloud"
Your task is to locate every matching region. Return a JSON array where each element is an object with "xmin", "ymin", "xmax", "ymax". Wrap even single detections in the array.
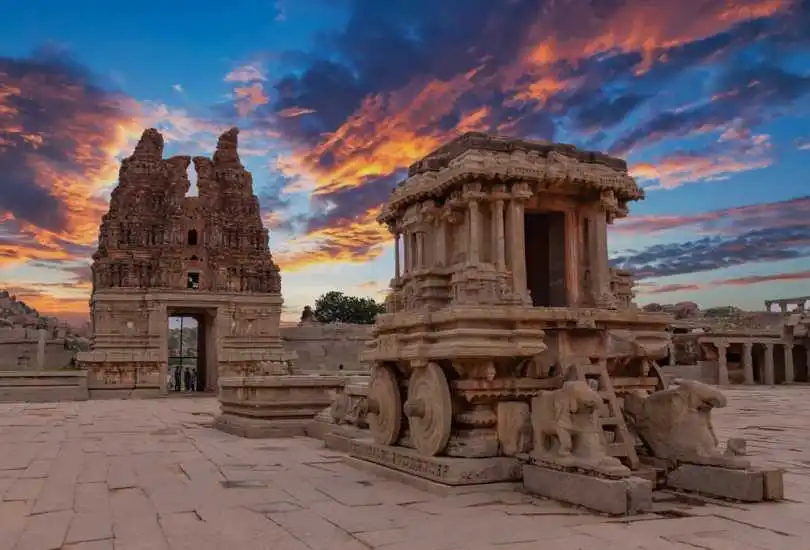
[
  {"xmin": 224, "ymin": 63, "xmax": 266, "ymax": 83},
  {"xmin": 637, "ymin": 269, "xmax": 810, "ymax": 295},
  {"xmin": 631, "ymin": 132, "xmax": 772, "ymax": 189},
  {"xmin": 247, "ymin": 0, "xmax": 809, "ymax": 271},
  {"xmin": 3, "ymin": 0, "xmax": 810, "ymax": 321},
  {"xmin": 0, "ymin": 53, "xmax": 143, "ymax": 265}
]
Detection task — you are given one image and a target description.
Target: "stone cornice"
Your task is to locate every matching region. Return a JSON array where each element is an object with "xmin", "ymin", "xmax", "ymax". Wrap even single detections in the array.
[{"xmin": 379, "ymin": 148, "xmax": 642, "ymax": 224}]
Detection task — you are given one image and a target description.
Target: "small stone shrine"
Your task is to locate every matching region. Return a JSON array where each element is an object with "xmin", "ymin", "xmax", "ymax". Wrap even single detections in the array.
[
  {"xmin": 77, "ymin": 128, "xmax": 290, "ymax": 397},
  {"xmin": 351, "ymin": 132, "xmax": 783, "ymax": 514}
]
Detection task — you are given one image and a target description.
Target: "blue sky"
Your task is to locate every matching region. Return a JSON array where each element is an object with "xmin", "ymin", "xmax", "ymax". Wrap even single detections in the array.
[{"xmin": 1, "ymin": 0, "xmax": 809, "ymax": 323}]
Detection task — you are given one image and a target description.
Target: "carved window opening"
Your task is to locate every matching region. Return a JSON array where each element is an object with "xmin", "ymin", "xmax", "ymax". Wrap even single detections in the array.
[
  {"xmin": 187, "ymin": 272, "xmax": 200, "ymax": 289},
  {"xmin": 190, "ymin": 255, "xmax": 199, "ymax": 261},
  {"xmin": 524, "ymin": 211, "xmax": 567, "ymax": 307},
  {"xmin": 188, "ymin": 229, "xmax": 198, "ymax": 246}
]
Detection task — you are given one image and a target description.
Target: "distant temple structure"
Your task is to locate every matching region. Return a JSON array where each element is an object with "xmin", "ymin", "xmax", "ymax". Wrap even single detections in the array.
[{"xmin": 77, "ymin": 128, "xmax": 289, "ymax": 397}]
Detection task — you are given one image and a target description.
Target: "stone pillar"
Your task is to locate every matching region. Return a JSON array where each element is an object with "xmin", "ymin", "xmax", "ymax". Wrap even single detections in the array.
[
  {"xmin": 591, "ymin": 212, "xmax": 611, "ymax": 305},
  {"xmin": 403, "ymin": 232, "xmax": 411, "ymax": 276},
  {"xmin": 468, "ymin": 200, "xmax": 481, "ymax": 265},
  {"xmin": 493, "ymin": 198, "xmax": 506, "ymax": 271},
  {"xmin": 784, "ymin": 343, "xmax": 794, "ymax": 384},
  {"xmin": 742, "ymin": 341, "xmax": 754, "ymax": 385},
  {"xmin": 564, "ymin": 210, "xmax": 580, "ymax": 306},
  {"xmin": 435, "ymin": 220, "xmax": 447, "ymax": 267},
  {"xmin": 764, "ymin": 343, "xmax": 775, "ymax": 385},
  {"xmin": 394, "ymin": 232, "xmax": 401, "ymax": 282},
  {"xmin": 416, "ymin": 232, "xmax": 425, "ymax": 269},
  {"xmin": 509, "ymin": 183, "xmax": 531, "ymax": 302},
  {"xmin": 716, "ymin": 341, "xmax": 729, "ymax": 386},
  {"xmin": 781, "ymin": 303, "xmax": 787, "ymax": 314},
  {"xmin": 36, "ymin": 328, "xmax": 46, "ymax": 370}
]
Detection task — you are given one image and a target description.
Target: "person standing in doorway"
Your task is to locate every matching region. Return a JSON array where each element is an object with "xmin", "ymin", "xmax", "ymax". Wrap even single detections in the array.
[
  {"xmin": 174, "ymin": 367, "xmax": 181, "ymax": 392},
  {"xmin": 184, "ymin": 368, "xmax": 192, "ymax": 393}
]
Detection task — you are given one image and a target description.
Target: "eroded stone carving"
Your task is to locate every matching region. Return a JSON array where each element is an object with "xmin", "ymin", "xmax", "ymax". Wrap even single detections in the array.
[
  {"xmin": 531, "ymin": 377, "xmax": 630, "ymax": 477},
  {"xmin": 77, "ymin": 127, "xmax": 290, "ymax": 394},
  {"xmin": 623, "ymin": 380, "xmax": 750, "ymax": 468}
]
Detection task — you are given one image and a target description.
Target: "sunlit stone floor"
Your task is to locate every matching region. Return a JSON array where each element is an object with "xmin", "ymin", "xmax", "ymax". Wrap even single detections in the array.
[{"xmin": 1, "ymin": 386, "xmax": 810, "ymax": 549}]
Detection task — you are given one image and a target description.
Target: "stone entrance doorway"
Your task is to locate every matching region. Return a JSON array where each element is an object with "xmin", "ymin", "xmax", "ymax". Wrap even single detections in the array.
[
  {"xmin": 166, "ymin": 308, "xmax": 218, "ymax": 393},
  {"xmin": 524, "ymin": 210, "xmax": 567, "ymax": 307}
]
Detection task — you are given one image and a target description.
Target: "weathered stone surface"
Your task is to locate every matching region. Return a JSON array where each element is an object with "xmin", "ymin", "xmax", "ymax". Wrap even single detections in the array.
[
  {"xmin": 666, "ymin": 463, "xmax": 784, "ymax": 502},
  {"xmin": 215, "ymin": 375, "xmax": 345, "ymax": 438},
  {"xmin": 0, "ymin": 387, "xmax": 806, "ymax": 549},
  {"xmin": 624, "ymin": 380, "xmax": 750, "ymax": 469},
  {"xmin": 496, "ymin": 402, "xmax": 531, "ymax": 456},
  {"xmin": 523, "ymin": 464, "xmax": 652, "ymax": 515},
  {"xmin": 348, "ymin": 438, "xmax": 522, "ymax": 485},
  {"xmin": 0, "ymin": 371, "xmax": 89, "ymax": 403},
  {"xmin": 76, "ymin": 127, "xmax": 290, "ymax": 395}
]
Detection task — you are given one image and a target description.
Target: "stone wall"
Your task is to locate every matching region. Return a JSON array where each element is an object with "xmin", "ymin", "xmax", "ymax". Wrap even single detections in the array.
[
  {"xmin": 0, "ymin": 327, "xmax": 78, "ymax": 371},
  {"xmin": 281, "ymin": 323, "xmax": 372, "ymax": 372}
]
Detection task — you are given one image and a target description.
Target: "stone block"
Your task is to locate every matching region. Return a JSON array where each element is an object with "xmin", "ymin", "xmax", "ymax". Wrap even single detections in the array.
[
  {"xmin": 496, "ymin": 402, "xmax": 531, "ymax": 456},
  {"xmin": 215, "ymin": 375, "xmax": 345, "ymax": 438},
  {"xmin": 212, "ymin": 414, "xmax": 305, "ymax": 438},
  {"xmin": 348, "ymin": 439, "xmax": 521, "ymax": 486},
  {"xmin": 666, "ymin": 464, "xmax": 784, "ymax": 502},
  {"xmin": 522, "ymin": 464, "xmax": 653, "ymax": 515}
]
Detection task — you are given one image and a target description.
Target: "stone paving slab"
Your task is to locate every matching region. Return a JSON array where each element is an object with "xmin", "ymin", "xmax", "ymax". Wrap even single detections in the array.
[{"xmin": 1, "ymin": 387, "xmax": 810, "ymax": 549}]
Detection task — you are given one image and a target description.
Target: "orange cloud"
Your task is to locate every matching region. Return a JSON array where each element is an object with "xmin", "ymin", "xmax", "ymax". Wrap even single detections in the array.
[
  {"xmin": 273, "ymin": 207, "xmax": 391, "ymax": 272},
  {"xmin": 0, "ymin": 65, "xmax": 143, "ymax": 267},
  {"xmin": 224, "ymin": 64, "xmax": 266, "ymax": 83},
  {"xmin": 277, "ymin": 106, "xmax": 316, "ymax": 118},
  {"xmin": 267, "ymin": 0, "xmax": 792, "ymax": 271},
  {"xmin": 233, "ymin": 83, "xmax": 269, "ymax": 117}
]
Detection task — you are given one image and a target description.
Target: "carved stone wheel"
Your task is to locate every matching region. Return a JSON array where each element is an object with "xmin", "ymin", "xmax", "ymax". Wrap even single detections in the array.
[
  {"xmin": 367, "ymin": 364, "xmax": 402, "ymax": 445},
  {"xmin": 404, "ymin": 362, "xmax": 452, "ymax": 457}
]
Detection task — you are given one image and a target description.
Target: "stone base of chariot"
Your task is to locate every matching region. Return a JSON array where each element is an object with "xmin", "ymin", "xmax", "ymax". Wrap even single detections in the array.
[
  {"xmin": 306, "ymin": 412, "xmax": 368, "ymax": 452},
  {"xmin": 665, "ymin": 463, "xmax": 784, "ymax": 502},
  {"xmin": 522, "ymin": 464, "xmax": 653, "ymax": 516},
  {"xmin": 347, "ymin": 438, "xmax": 522, "ymax": 486},
  {"xmin": 213, "ymin": 414, "xmax": 310, "ymax": 438}
]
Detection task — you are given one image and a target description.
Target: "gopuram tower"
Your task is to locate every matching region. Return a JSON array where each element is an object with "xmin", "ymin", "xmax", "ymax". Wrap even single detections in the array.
[{"xmin": 77, "ymin": 128, "xmax": 290, "ymax": 397}]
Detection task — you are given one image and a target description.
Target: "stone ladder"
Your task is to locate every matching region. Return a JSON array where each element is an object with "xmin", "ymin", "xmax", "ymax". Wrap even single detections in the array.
[{"xmin": 576, "ymin": 360, "xmax": 640, "ymax": 469}]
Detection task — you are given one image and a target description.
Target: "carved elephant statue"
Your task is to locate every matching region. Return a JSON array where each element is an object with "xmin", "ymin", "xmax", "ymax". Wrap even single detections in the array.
[
  {"xmin": 623, "ymin": 379, "xmax": 748, "ymax": 467},
  {"xmin": 531, "ymin": 380, "xmax": 603, "ymax": 458}
]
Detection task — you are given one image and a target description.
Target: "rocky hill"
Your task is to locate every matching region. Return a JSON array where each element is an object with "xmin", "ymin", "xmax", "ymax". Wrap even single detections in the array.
[{"xmin": 0, "ymin": 290, "xmax": 59, "ymax": 329}]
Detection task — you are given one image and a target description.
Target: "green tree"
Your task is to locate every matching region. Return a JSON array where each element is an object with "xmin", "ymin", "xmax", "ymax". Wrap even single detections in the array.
[{"xmin": 313, "ymin": 291, "xmax": 385, "ymax": 325}]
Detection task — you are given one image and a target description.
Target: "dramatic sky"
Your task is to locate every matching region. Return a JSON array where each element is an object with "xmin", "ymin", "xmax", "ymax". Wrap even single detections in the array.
[{"xmin": 1, "ymin": 0, "xmax": 810, "ymax": 325}]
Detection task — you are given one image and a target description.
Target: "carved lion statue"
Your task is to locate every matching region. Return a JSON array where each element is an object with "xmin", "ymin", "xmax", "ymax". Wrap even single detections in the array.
[{"xmin": 623, "ymin": 379, "xmax": 749, "ymax": 468}]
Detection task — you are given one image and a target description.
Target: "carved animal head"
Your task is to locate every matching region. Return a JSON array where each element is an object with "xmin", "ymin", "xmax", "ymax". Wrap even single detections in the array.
[
  {"xmin": 675, "ymin": 379, "xmax": 727, "ymax": 411},
  {"xmin": 560, "ymin": 380, "xmax": 602, "ymax": 414}
]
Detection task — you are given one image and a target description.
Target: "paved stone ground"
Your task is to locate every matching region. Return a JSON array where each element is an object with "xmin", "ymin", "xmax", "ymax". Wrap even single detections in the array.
[{"xmin": 1, "ymin": 387, "xmax": 810, "ymax": 550}]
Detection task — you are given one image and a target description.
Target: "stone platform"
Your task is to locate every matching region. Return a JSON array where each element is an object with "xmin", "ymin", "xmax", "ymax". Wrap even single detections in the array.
[
  {"xmin": 523, "ymin": 464, "xmax": 653, "ymax": 515},
  {"xmin": 348, "ymin": 439, "xmax": 522, "ymax": 486},
  {"xmin": 215, "ymin": 375, "xmax": 345, "ymax": 438},
  {"xmin": 667, "ymin": 463, "xmax": 784, "ymax": 502},
  {"xmin": 1, "ymin": 386, "xmax": 809, "ymax": 550}
]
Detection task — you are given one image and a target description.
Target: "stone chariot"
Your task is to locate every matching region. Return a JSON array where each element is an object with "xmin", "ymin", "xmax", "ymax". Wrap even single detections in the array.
[{"xmin": 355, "ymin": 133, "xmax": 782, "ymax": 513}]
